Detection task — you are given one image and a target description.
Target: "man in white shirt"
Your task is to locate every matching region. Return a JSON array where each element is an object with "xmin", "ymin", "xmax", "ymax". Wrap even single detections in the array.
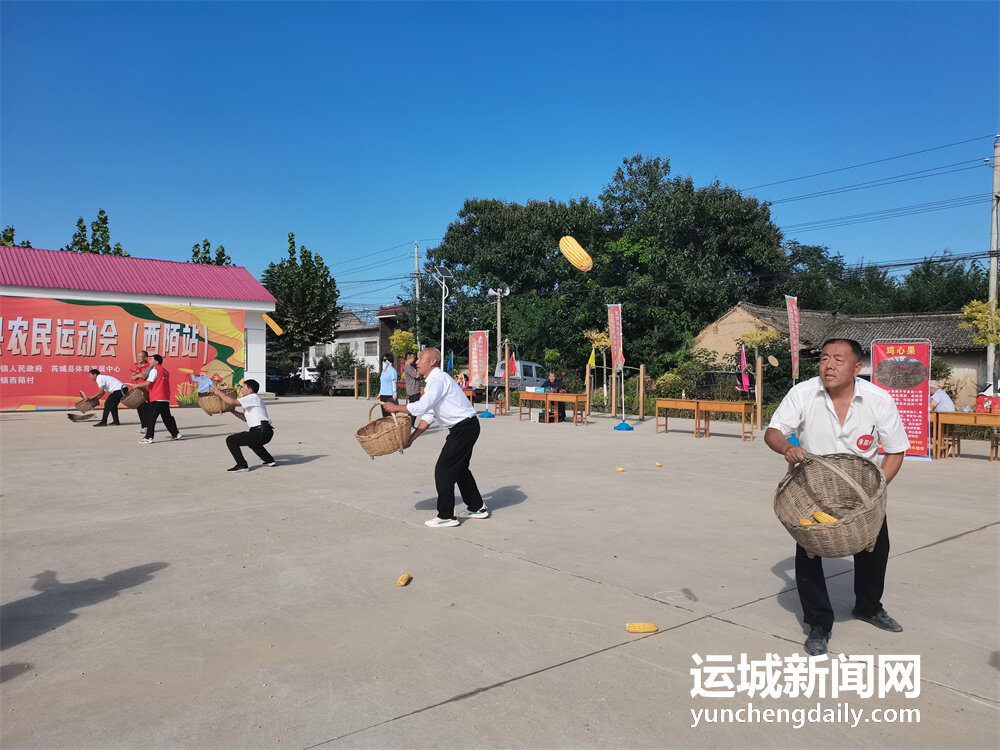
[
  {"xmin": 382, "ymin": 348, "xmax": 488, "ymax": 528},
  {"xmin": 765, "ymin": 339, "xmax": 910, "ymax": 656},
  {"xmin": 86, "ymin": 369, "xmax": 128, "ymax": 426},
  {"xmin": 211, "ymin": 379, "xmax": 276, "ymax": 473}
]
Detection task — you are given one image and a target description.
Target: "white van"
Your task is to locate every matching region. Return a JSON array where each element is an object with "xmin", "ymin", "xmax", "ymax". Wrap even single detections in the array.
[{"xmin": 297, "ymin": 366, "xmax": 320, "ymax": 383}]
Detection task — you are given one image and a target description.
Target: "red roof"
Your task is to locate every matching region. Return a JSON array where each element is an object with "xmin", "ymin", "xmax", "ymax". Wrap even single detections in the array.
[
  {"xmin": 375, "ymin": 304, "xmax": 407, "ymax": 318},
  {"xmin": 0, "ymin": 246, "xmax": 275, "ymax": 303}
]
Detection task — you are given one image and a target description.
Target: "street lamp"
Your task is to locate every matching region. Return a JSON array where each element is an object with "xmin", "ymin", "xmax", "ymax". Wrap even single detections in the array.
[
  {"xmin": 433, "ymin": 265, "xmax": 453, "ymax": 359},
  {"xmin": 487, "ymin": 285, "xmax": 509, "ymax": 366}
]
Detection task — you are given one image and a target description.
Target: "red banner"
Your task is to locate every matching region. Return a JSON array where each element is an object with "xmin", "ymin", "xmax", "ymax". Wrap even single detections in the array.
[
  {"xmin": 608, "ymin": 304, "xmax": 624, "ymax": 372},
  {"xmin": 870, "ymin": 340, "xmax": 931, "ymax": 458},
  {"xmin": 1, "ymin": 296, "xmax": 245, "ymax": 410},
  {"xmin": 785, "ymin": 295, "xmax": 800, "ymax": 380},
  {"xmin": 468, "ymin": 331, "xmax": 489, "ymax": 388}
]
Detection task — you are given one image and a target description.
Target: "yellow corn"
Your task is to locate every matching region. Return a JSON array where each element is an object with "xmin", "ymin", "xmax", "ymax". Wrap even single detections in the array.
[
  {"xmin": 626, "ymin": 623, "xmax": 658, "ymax": 633},
  {"xmin": 813, "ymin": 511, "xmax": 838, "ymax": 524},
  {"xmin": 397, "ymin": 573, "xmax": 411, "ymax": 587},
  {"xmin": 799, "ymin": 518, "xmax": 814, "ymax": 526}
]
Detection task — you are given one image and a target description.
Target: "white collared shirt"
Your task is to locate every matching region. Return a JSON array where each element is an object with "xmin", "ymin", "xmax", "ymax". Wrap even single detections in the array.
[
  {"xmin": 406, "ymin": 366, "xmax": 476, "ymax": 428},
  {"xmin": 768, "ymin": 376, "xmax": 910, "ymax": 461},
  {"xmin": 238, "ymin": 393, "xmax": 271, "ymax": 428},
  {"xmin": 95, "ymin": 374, "xmax": 124, "ymax": 393}
]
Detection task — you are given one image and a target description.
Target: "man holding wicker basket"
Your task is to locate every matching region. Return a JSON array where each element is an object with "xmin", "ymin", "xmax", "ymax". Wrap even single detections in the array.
[
  {"xmin": 381, "ymin": 348, "xmax": 488, "ymax": 528},
  {"xmin": 765, "ymin": 339, "xmax": 909, "ymax": 656}
]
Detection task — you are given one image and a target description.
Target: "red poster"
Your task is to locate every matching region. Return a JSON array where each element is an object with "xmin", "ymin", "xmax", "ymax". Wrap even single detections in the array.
[
  {"xmin": 785, "ymin": 295, "xmax": 800, "ymax": 380},
  {"xmin": 0, "ymin": 296, "xmax": 245, "ymax": 410},
  {"xmin": 607, "ymin": 304, "xmax": 624, "ymax": 372},
  {"xmin": 468, "ymin": 331, "xmax": 489, "ymax": 388},
  {"xmin": 870, "ymin": 340, "xmax": 931, "ymax": 458}
]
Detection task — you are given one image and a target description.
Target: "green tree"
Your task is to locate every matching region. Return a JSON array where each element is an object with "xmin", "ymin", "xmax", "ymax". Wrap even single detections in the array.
[
  {"xmin": 1, "ymin": 226, "xmax": 32, "ymax": 247},
  {"xmin": 894, "ymin": 254, "xmax": 986, "ymax": 312},
  {"xmin": 389, "ymin": 330, "xmax": 417, "ymax": 359},
  {"xmin": 61, "ymin": 210, "xmax": 129, "ymax": 256},
  {"xmin": 191, "ymin": 239, "xmax": 233, "ymax": 266},
  {"xmin": 260, "ymin": 233, "xmax": 340, "ymax": 370}
]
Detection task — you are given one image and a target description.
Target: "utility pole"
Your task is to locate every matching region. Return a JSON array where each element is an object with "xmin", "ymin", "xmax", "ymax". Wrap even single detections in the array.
[
  {"xmin": 413, "ymin": 242, "xmax": 421, "ymax": 350},
  {"xmin": 988, "ymin": 137, "xmax": 1000, "ymax": 391}
]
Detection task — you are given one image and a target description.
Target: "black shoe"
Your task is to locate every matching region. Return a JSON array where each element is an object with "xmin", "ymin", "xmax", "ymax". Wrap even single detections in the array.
[
  {"xmin": 93, "ymin": 422, "xmax": 107, "ymax": 427},
  {"xmin": 227, "ymin": 465, "xmax": 249, "ymax": 473},
  {"xmin": 804, "ymin": 625, "xmax": 830, "ymax": 656},
  {"xmin": 853, "ymin": 608, "xmax": 903, "ymax": 632}
]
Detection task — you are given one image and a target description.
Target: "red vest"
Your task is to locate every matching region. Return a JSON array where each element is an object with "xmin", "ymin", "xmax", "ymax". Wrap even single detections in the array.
[{"xmin": 149, "ymin": 365, "xmax": 171, "ymax": 402}]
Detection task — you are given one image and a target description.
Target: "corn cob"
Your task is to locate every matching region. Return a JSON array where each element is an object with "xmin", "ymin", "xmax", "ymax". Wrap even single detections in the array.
[
  {"xmin": 813, "ymin": 510, "xmax": 838, "ymax": 524},
  {"xmin": 397, "ymin": 573, "xmax": 411, "ymax": 587},
  {"xmin": 626, "ymin": 623, "xmax": 658, "ymax": 633},
  {"xmin": 799, "ymin": 518, "xmax": 814, "ymax": 525}
]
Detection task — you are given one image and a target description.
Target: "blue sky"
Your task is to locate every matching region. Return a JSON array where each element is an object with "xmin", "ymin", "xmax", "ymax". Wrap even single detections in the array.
[{"xmin": 2, "ymin": 1, "xmax": 997, "ymax": 310}]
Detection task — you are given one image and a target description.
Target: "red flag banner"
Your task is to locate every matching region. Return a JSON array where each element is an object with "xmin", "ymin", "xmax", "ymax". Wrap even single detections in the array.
[
  {"xmin": 507, "ymin": 352, "xmax": 517, "ymax": 380},
  {"xmin": 608, "ymin": 304, "xmax": 624, "ymax": 372},
  {"xmin": 870, "ymin": 340, "xmax": 931, "ymax": 459},
  {"xmin": 468, "ymin": 331, "xmax": 489, "ymax": 388},
  {"xmin": 785, "ymin": 295, "xmax": 800, "ymax": 380}
]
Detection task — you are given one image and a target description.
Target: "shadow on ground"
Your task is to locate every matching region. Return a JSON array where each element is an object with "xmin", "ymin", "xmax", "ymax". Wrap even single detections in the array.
[
  {"xmin": 0, "ymin": 563, "xmax": 169, "ymax": 651},
  {"xmin": 414, "ymin": 485, "xmax": 527, "ymax": 513}
]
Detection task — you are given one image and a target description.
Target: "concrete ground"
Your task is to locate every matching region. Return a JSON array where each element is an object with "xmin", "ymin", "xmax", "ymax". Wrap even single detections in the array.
[{"xmin": 1, "ymin": 396, "xmax": 997, "ymax": 750}]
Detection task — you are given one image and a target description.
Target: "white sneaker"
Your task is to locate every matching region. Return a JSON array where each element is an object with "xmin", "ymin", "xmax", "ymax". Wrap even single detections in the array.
[
  {"xmin": 263, "ymin": 461, "xmax": 277, "ymax": 467},
  {"xmin": 138, "ymin": 437, "xmax": 153, "ymax": 444},
  {"xmin": 464, "ymin": 506, "xmax": 490, "ymax": 519},
  {"xmin": 424, "ymin": 517, "xmax": 460, "ymax": 528},
  {"xmin": 171, "ymin": 433, "xmax": 183, "ymax": 440}
]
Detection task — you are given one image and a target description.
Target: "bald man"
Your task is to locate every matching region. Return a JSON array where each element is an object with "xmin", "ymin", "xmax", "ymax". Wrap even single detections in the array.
[{"xmin": 382, "ymin": 348, "xmax": 488, "ymax": 527}]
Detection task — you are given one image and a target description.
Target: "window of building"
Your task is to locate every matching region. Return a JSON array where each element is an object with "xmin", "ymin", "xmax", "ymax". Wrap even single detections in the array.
[{"xmin": 364, "ymin": 341, "xmax": 377, "ymax": 357}]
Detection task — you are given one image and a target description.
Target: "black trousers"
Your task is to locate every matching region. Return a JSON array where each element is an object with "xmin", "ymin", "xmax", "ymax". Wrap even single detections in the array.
[
  {"xmin": 144, "ymin": 401, "xmax": 179, "ymax": 439},
  {"xmin": 379, "ymin": 394, "xmax": 397, "ymax": 418},
  {"xmin": 137, "ymin": 401, "xmax": 151, "ymax": 429},
  {"xmin": 796, "ymin": 517, "xmax": 890, "ymax": 633},
  {"xmin": 98, "ymin": 387, "xmax": 126, "ymax": 425},
  {"xmin": 407, "ymin": 393, "xmax": 421, "ymax": 426},
  {"xmin": 434, "ymin": 416, "xmax": 484, "ymax": 519},
  {"xmin": 227, "ymin": 423, "xmax": 274, "ymax": 467}
]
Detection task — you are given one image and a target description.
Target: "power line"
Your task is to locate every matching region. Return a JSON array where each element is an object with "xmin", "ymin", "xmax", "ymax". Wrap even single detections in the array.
[
  {"xmin": 770, "ymin": 161, "xmax": 987, "ymax": 204},
  {"xmin": 742, "ymin": 134, "xmax": 995, "ymax": 191},
  {"xmin": 781, "ymin": 193, "xmax": 990, "ymax": 233}
]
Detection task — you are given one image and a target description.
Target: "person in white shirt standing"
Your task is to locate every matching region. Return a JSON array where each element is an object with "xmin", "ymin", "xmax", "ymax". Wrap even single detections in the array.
[
  {"xmin": 382, "ymin": 348, "xmax": 488, "ymax": 528},
  {"xmin": 86, "ymin": 369, "xmax": 128, "ymax": 426},
  {"xmin": 211, "ymin": 379, "xmax": 276, "ymax": 473},
  {"xmin": 765, "ymin": 339, "xmax": 910, "ymax": 657}
]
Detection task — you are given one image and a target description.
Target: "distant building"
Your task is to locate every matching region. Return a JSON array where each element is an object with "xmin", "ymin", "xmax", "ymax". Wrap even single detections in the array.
[
  {"xmin": 309, "ymin": 305, "xmax": 408, "ymax": 371},
  {"xmin": 695, "ymin": 301, "xmax": 983, "ymax": 406},
  {"xmin": 0, "ymin": 246, "xmax": 276, "ymax": 409}
]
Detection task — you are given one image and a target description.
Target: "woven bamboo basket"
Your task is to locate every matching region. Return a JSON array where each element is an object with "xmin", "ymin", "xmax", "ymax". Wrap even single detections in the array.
[
  {"xmin": 74, "ymin": 396, "xmax": 100, "ymax": 413},
  {"xmin": 773, "ymin": 452, "xmax": 887, "ymax": 558},
  {"xmin": 198, "ymin": 388, "xmax": 237, "ymax": 415},
  {"xmin": 120, "ymin": 387, "xmax": 149, "ymax": 409},
  {"xmin": 356, "ymin": 402, "xmax": 410, "ymax": 459}
]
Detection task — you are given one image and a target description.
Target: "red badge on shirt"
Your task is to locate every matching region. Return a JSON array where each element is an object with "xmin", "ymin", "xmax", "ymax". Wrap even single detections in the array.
[{"xmin": 856, "ymin": 434, "xmax": 875, "ymax": 451}]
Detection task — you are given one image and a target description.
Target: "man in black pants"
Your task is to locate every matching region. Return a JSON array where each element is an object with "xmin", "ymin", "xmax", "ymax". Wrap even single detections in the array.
[
  {"xmin": 210, "ymin": 379, "xmax": 276, "ymax": 473},
  {"xmin": 402, "ymin": 351, "xmax": 422, "ymax": 426},
  {"xmin": 85, "ymin": 369, "xmax": 129, "ymax": 426},
  {"xmin": 382, "ymin": 348, "xmax": 487, "ymax": 528},
  {"xmin": 133, "ymin": 354, "xmax": 182, "ymax": 443},
  {"xmin": 765, "ymin": 339, "xmax": 909, "ymax": 656}
]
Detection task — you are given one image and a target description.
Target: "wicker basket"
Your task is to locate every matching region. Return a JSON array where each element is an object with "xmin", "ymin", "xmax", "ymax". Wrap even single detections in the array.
[
  {"xmin": 74, "ymin": 396, "xmax": 100, "ymax": 413},
  {"xmin": 356, "ymin": 402, "xmax": 410, "ymax": 459},
  {"xmin": 198, "ymin": 388, "xmax": 237, "ymax": 415},
  {"xmin": 773, "ymin": 452, "xmax": 887, "ymax": 558},
  {"xmin": 120, "ymin": 387, "xmax": 149, "ymax": 409}
]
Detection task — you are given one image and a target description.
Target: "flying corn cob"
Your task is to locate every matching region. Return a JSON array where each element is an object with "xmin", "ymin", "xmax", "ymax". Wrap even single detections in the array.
[
  {"xmin": 626, "ymin": 623, "xmax": 658, "ymax": 633},
  {"xmin": 813, "ymin": 511, "xmax": 838, "ymax": 524},
  {"xmin": 397, "ymin": 573, "xmax": 411, "ymax": 587}
]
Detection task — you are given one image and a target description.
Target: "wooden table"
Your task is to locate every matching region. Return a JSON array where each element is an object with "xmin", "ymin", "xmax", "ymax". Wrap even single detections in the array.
[
  {"xmin": 462, "ymin": 388, "xmax": 475, "ymax": 405},
  {"xmin": 931, "ymin": 411, "xmax": 1000, "ymax": 459},
  {"xmin": 654, "ymin": 397, "xmax": 698, "ymax": 435},
  {"xmin": 518, "ymin": 391, "xmax": 550, "ymax": 422},
  {"xmin": 693, "ymin": 400, "xmax": 756, "ymax": 441},
  {"xmin": 545, "ymin": 392, "xmax": 588, "ymax": 425}
]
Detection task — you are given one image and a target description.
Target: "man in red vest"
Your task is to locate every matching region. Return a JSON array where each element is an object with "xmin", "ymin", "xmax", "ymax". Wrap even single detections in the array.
[
  {"xmin": 130, "ymin": 350, "xmax": 153, "ymax": 433},
  {"xmin": 133, "ymin": 354, "xmax": 182, "ymax": 444}
]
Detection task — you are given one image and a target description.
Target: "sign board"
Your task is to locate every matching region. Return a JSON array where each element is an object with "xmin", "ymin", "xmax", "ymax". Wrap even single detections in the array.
[
  {"xmin": 468, "ymin": 330, "xmax": 489, "ymax": 388},
  {"xmin": 608, "ymin": 304, "xmax": 624, "ymax": 372},
  {"xmin": 785, "ymin": 295, "xmax": 800, "ymax": 381},
  {"xmin": 0, "ymin": 296, "xmax": 245, "ymax": 410},
  {"xmin": 870, "ymin": 339, "xmax": 931, "ymax": 459}
]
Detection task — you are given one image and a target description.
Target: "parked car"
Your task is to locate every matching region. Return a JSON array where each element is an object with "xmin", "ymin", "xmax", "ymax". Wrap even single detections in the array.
[
  {"xmin": 480, "ymin": 360, "xmax": 549, "ymax": 400},
  {"xmin": 298, "ymin": 366, "xmax": 320, "ymax": 383}
]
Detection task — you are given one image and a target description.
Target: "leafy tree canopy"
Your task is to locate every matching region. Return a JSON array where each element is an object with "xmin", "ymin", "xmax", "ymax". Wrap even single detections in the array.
[
  {"xmin": 2, "ymin": 226, "xmax": 32, "ymax": 247},
  {"xmin": 61, "ymin": 210, "xmax": 129, "ymax": 256},
  {"xmin": 191, "ymin": 239, "xmax": 232, "ymax": 266}
]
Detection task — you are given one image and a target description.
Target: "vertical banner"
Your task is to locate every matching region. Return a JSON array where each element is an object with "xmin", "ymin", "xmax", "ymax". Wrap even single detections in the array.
[
  {"xmin": 0, "ymin": 296, "xmax": 245, "ymax": 410},
  {"xmin": 870, "ymin": 340, "xmax": 931, "ymax": 459},
  {"xmin": 468, "ymin": 330, "xmax": 489, "ymax": 388},
  {"xmin": 608, "ymin": 304, "xmax": 624, "ymax": 372},
  {"xmin": 784, "ymin": 295, "xmax": 800, "ymax": 381}
]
